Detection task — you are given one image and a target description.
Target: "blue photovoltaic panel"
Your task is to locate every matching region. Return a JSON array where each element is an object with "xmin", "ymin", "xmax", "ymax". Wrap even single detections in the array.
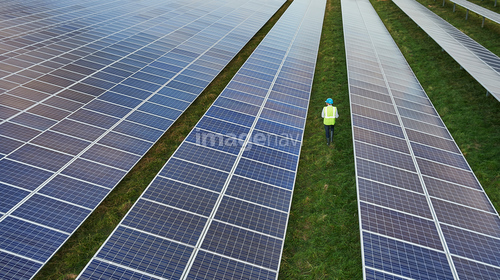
[
  {"xmin": 446, "ymin": 0, "xmax": 500, "ymax": 25},
  {"xmin": 79, "ymin": 0, "xmax": 326, "ymax": 278},
  {"xmin": 342, "ymin": 0, "xmax": 500, "ymax": 278},
  {"xmin": 392, "ymin": 0, "xmax": 500, "ymax": 102},
  {"xmin": 0, "ymin": 0, "xmax": 287, "ymax": 278}
]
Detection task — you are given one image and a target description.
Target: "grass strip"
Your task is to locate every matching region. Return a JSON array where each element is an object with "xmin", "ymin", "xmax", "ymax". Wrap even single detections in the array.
[
  {"xmin": 279, "ymin": 0, "xmax": 361, "ymax": 278},
  {"xmin": 280, "ymin": 0, "xmax": 499, "ymax": 278}
]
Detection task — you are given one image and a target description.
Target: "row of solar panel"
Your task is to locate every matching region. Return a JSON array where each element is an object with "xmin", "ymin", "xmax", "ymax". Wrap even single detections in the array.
[
  {"xmin": 79, "ymin": 0, "xmax": 325, "ymax": 279},
  {"xmin": 392, "ymin": 0, "xmax": 500, "ymax": 102},
  {"xmin": 343, "ymin": 0, "xmax": 500, "ymax": 278},
  {"xmin": 0, "ymin": 0, "xmax": 177, "ymax": 44},
  {"xmin": 0, "ymin": 0, "xmax": 288, "ymax": 279},
  {"xmin": 447, "ymin": 0, "xmax": 500, "ymax": 25}
]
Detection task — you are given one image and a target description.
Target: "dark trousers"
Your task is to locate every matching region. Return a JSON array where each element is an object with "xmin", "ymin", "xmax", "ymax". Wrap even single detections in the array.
[{"xmin": 324, "ymin": 124, "xmax": 335, "ymax": 140}]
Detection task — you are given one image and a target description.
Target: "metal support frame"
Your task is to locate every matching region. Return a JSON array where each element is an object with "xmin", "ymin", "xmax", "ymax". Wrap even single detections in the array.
[
  {"xmin": 466, "ymin": 9, "xmax": 469, "ymax": 20},
  {"xmin": 482, "ymin": 16, "xmax": 485, "ymax": 27},
  {"xmin": 443, "ymin": 0, "xmax": 445, "ymax": 6},
  {"xmin": 453, "ymin": 3, "xmax": 456, "ymax": 12},
  {"xmin": 486, "ymin": 91, "xmax": 491, "ymax": 97},
  {"xmin": 495, "ymin": 0, "xmax": 497, "ymax": 7}
]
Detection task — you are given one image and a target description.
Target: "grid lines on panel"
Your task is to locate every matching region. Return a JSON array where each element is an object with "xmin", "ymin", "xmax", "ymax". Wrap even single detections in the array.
[
  {"xmin": 392, "ymin": 0, "xmax": 500, "ymax": 102},
  {"xmin": 78, "ymin": 0, "xmax": 326, "ymax": 279},
  {"xmin": 342, "ymin": 0, "xmax": 500, "ymax": 279},
  {"xmin": 0, "ymin": 0, "xmax": 288, "ymax": 278}
]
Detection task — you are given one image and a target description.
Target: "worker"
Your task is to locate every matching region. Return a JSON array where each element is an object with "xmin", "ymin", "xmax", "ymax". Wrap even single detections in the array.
[{"xmin": 322, "ymin": 98, "xmax": 338, "ymax": 146}]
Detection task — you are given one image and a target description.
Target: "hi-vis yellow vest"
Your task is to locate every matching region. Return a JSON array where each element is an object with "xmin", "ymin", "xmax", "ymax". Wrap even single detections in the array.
[{"xmin": 323, "ymin": 106, "xmax": 336, "ymax": 125}]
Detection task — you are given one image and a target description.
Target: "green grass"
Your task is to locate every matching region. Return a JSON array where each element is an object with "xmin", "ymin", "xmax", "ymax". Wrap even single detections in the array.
[
  {"xmin": 279, "ymin": 0, "xmax": 360, "ymax": 279},
  {"xmin": 35, "ymin": 0, "xmax": 500, "ymax": 279}
]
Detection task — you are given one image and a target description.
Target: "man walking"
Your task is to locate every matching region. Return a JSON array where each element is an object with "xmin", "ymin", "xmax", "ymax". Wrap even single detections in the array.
[{"xmin": 322, "ymin": 98, "xmax": 338, "ymax": 146}]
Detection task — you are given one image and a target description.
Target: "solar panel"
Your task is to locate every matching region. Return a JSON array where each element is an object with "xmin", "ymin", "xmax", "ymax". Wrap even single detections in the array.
[
  {"xmin": 78, "ymin": 0, "xmax": 326, "ymax": 278},
  {"xmin": 392, "ymin": 0, "xmax": 500, "ymax": 102},
  {"xmin": 0, "ymin": 0, "xmax": 286, "ymax": 278},
  {"xmin": 446, "ymin": 0, "xmax": 500, "ymax": 25},
  {"xmin": 342, "ymin": 0, "xmax": 500, "ymax": 278}
]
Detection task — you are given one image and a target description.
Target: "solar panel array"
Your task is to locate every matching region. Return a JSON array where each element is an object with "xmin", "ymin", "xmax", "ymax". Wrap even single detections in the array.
[
  {"xmin": 342, "ymin": 0, "xmax": 500, "ymax": 278},
  {"xmin": 447, "ymin": 0, "xmax": 500, "ymax": 25},
  {"xmin": 0, "ymin": 0, "xmax": 287, "ymax": 278},
  {"xmin": 392, "ymin": 0, "xmax": 500, "ymax": 102},
  {"xmin": 79, "ymin": 0, "xmax": 326, "ymax": 278}
]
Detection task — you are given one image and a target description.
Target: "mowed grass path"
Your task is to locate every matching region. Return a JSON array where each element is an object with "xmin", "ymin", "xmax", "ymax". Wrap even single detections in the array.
[
  {"xmin": 36, "ymin": 0, "xmax": 499, "ymax": 279},
  {"xmin": 280, "ymin": 0, "xmax": 500, "ymax": 278}
]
